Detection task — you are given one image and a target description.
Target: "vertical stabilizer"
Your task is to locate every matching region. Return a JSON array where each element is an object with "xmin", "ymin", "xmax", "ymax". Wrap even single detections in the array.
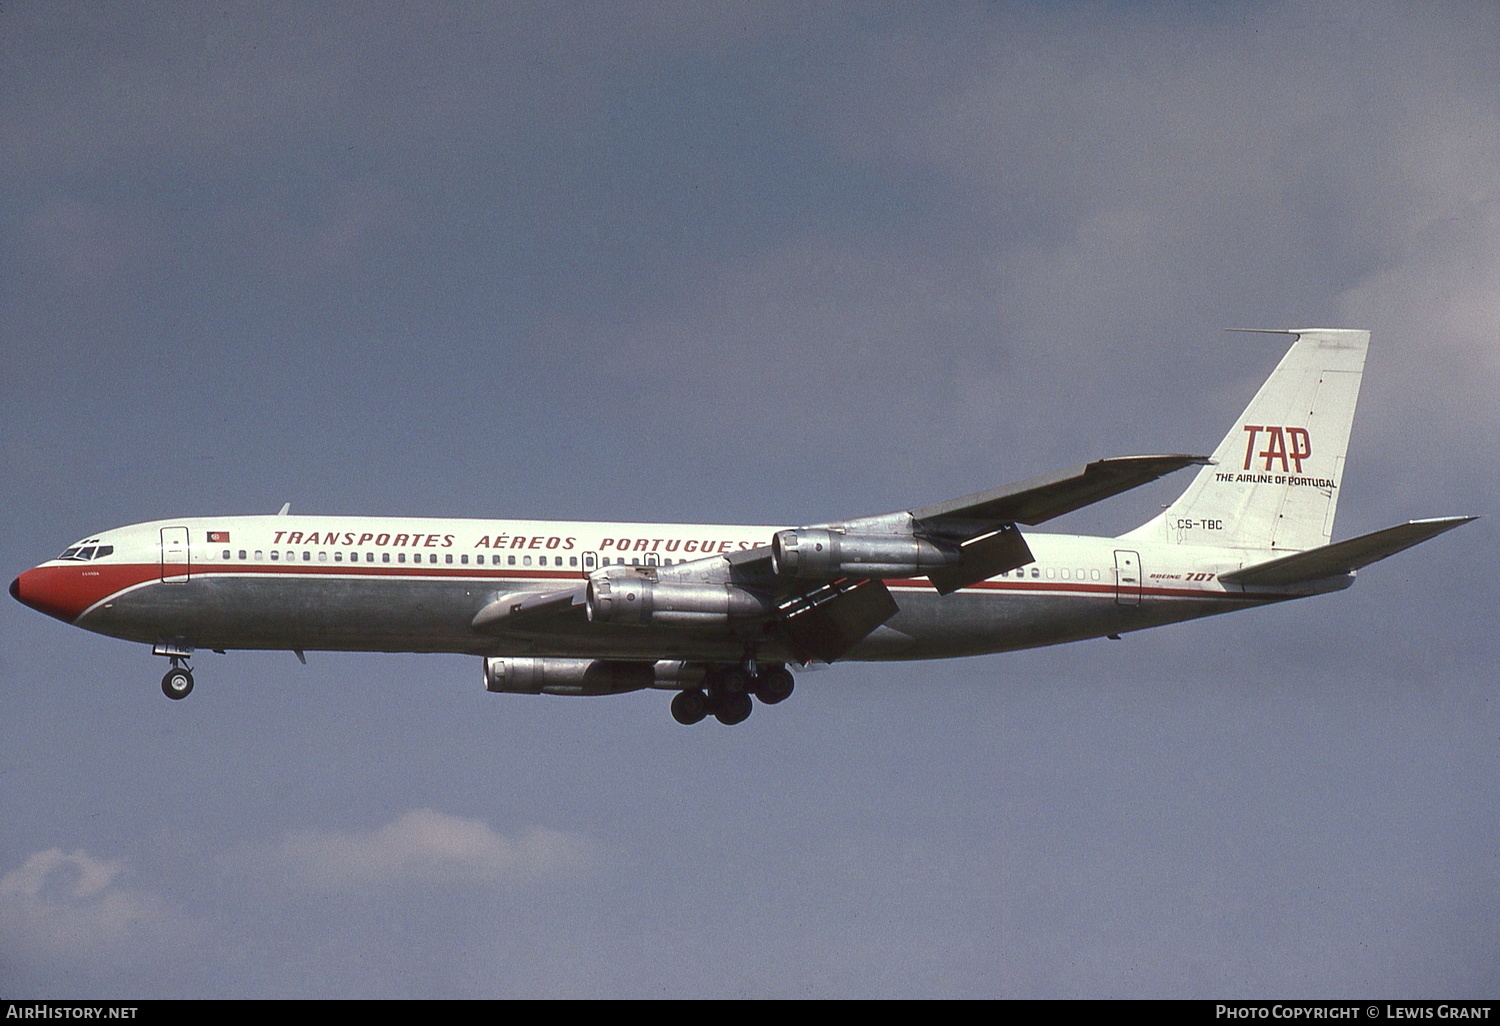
[{"xmin": 1123, "ymin": 329, "xmax": 1369, "ymax": 553}]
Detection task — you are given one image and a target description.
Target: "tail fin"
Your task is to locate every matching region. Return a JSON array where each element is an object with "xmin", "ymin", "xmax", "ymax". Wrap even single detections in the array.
[{"xmin": 1123, "ymin": 328, "xmax": 1370, "ymax": 553}]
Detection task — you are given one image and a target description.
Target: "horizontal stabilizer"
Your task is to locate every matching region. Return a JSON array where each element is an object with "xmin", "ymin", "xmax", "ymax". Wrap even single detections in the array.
[
  {"xmin": 471, "ymin": 586, "xmax": 585, "ymax": 632},
  {"xmin": 910, "ymin": 454, "xmax": 1209, "ymax": 530},
  {"xmin": 1219, "ymin": 517, "xmax": 1478, "ymax": 587}
]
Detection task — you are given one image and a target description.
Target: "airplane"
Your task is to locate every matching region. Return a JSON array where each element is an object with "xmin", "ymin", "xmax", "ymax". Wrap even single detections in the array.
[{"xmin": 10, "ymin": 328, "xmax": 1476, "ymax": 725}]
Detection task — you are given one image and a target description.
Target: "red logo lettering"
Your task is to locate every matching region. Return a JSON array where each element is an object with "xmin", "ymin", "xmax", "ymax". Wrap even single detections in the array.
[{"xmin": 1243, "ymin": 424, "xmax": 1312, "ymax": 473}]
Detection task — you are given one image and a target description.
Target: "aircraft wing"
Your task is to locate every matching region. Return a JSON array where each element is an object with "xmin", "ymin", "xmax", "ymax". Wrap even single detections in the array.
[
  {"xmin": 902, "ymin": 454, "xmax": 1211, "ymax": 531},
  {"xmin": 471, "ymin": 585, "xmax": 586, "ymax": 632}
]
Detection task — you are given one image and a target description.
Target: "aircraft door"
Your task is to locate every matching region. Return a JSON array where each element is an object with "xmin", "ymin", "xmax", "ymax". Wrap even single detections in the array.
[
  {"xmin": 1113, "ymin": 549, "xmax": 1141, "ymax": 606},
  {"xmin": 161, "ymin": 527, "xmax": 191, "ymax": 583}
]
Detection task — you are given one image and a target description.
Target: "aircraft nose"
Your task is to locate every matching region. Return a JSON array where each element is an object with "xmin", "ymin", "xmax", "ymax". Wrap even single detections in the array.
[{"xmin": 10, "ymin": 566, "xmax": 92, "ymax": 623}]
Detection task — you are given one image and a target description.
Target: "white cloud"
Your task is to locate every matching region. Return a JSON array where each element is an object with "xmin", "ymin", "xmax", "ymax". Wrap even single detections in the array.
[
  {"xmin": 274, "ymin": 809, "xmax": 595, "ymax": 890},
  {"xmin": 0, "ymin": 848, "xmax": 186, "ymax": 959}
]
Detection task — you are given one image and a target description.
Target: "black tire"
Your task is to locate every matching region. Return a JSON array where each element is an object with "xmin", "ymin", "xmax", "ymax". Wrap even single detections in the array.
[
  {"xmin": 671, "ymin": 689, "xmax": 709, "ymax": 725},
  {"xmin": 161, "ymin": 668, "xmax": 194, "ymax": 700},
  {"xmin": 720, "ymin": 666, "xmax": 751, "ymax": 693},
  {"xmin": 713, "ymin": 690, "xmax": 753, "ymax": 725},
  {"xmin": 755, "ymin": 667, "xmax": 795, "ymax": 705}
]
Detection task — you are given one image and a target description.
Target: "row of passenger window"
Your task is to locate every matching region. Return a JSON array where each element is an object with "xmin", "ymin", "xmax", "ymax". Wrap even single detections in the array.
[
  {"xmin": 1002, "ymin": 567, "xmax": 1103, "ymax": 581},
  {"xmin": 224, "ymin": 549, "xmax": 578, "ymax": 567},
  {"xmin": 218, "ymin": 550, "xmax": 686, "ymax": 569}
]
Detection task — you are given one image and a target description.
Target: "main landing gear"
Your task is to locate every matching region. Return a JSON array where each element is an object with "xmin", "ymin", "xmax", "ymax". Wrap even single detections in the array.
[{"xmin": 670, "ymin": 664, "xmax": 796, "ymax": 726}]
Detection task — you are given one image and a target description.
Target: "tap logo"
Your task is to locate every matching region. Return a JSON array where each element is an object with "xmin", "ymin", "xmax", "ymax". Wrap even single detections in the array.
[{"xmin": 1242, "ymin": 425, "xmax": 1311, "ymax": 473}]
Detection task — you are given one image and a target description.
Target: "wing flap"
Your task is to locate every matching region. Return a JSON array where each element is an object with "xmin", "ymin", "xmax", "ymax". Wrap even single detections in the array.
[
  {"xmin": 1219, "ymin": 517, "xmax": 1478, "ymax": 587},
  {"xmin": 780, "ymin": 578, "xmax": 900, "ymax": 663},
  {"xmin": 927, "ymin": 524, "xmax": 1034, "ymax": 595}
]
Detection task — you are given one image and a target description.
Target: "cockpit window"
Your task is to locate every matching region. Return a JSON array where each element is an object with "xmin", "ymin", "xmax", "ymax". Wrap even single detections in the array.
[{"xmin": 57, "ymin": 542, "xmax": 112, "ymax": 561}]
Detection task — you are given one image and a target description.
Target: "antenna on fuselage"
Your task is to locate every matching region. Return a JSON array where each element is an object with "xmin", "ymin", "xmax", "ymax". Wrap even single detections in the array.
[{"xmin": 276, "ymin": 502, "xmax": 291, "ymax": 516}]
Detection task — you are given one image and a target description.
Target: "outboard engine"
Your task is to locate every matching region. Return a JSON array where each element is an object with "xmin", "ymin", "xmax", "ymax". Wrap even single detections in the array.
[
  {"xmin": 483, "ymin": 657, "xmax": 654, "ymax": 696},
  {"xmin": 771, "ymin": 528, "xmax": 961, "ymax": 579}
]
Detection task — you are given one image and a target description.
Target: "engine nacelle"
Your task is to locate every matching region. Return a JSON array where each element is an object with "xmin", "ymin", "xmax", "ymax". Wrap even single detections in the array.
[
  {"xmin": 585, "ymin": 579, "xmax": 773, "ymax": 626},
  {"xmin": 771, "ymin": 528, "xmax": 962, "ymax": 579},
  {"xmin": 483, "ymin": 657, "xmax": 653, "ymax": 696}
]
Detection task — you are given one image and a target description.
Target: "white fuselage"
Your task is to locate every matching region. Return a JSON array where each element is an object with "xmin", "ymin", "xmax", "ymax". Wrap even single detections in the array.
[{"xmin": 16, "ymin": 513, "xmax": 1323, "ymax": 666}]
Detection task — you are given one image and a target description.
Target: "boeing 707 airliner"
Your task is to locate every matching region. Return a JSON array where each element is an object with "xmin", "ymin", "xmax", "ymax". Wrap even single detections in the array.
[{"xmin": 11, "ymin": 329, "xmax": 1476, "ymax": 724}]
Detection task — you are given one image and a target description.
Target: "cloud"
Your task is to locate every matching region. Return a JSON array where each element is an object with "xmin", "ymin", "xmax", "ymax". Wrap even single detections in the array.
[
  {"xmin": 274, "ymin": 809, "xmax": 595, "ymax": 890},
  {"xmin": 0, "ymin": 848, "xmax": 187, "ymax": 959}
]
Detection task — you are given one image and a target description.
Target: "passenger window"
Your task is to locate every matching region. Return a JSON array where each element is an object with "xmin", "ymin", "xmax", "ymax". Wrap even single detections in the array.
[
  {"xmin": 271, "ymin": 551, "xmax": 280, "ymax": 561},
  {"xmin": 334, "ymin": 552, "xmax": 343, "ymax": 562},
  {"xmin": 318, "ymin": 552, "xmax": 327, "ymax": 562},
  {"xmin": 239, "ymin": 550, "xmax": 247, "ymax": 560},
  {"xmin": 223, "ymin": 550, "xmax": 231, "ymax": 559},
  {"xmin": 254, "ymin": 550, "xmax": 264, "ymax": 560},
  {"xmin": 1059, "ymin": 567, "xmax": 1068, "ymax": 579},
  {"xmin": 523, "ymin": 555, "xmax": 532, "ymax": 567},
  {"xmin": 1030, "ymin": 567, "xmax": 1039, "ymax": 578},
  {"xmin": 508, "ymin": 555, "xmax": 516, "ymax": 566},
  {"xmin": 570, "ymin": 556, "xmax": 578, "ymax": 567},
  {"xmin": 445, "ymin": 554, "xmax": 453, "ymax": 564},
  {"xmin": 1046, "ymin": 568, "xmax": 1055, "ymax": 579},
  {"xmin": 382, "ymin": 553, "xmax": 391, "ymax": 563},
  {"xmin": 303, "ymin": 551, "xmax": 311, "ymax": 561},
  {"xmin": 461, "ymin": 554, "xmax": 469, "ymax": 565},
  {"xmin": 1091, "ymin": 569, "xmax": 1101, "ymax": 581}
]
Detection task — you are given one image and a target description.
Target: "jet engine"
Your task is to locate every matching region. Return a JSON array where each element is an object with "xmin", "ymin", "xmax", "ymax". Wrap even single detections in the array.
[
  {"xmin": 771, "ymin": 528, "xmax": 961, "ymax": 579},
  {"xmin": 483, "ymin": 657, "xmax": 654, "ymax": 696},
  {"xmin": 585, "ymin": 579, "xmax": 773, "ymax": 626}
]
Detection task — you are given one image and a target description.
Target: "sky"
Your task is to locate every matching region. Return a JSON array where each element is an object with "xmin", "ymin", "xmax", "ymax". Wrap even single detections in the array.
[{"xmin": 1, "ymin": 0, "xmax": 1497, "ymax": 999}]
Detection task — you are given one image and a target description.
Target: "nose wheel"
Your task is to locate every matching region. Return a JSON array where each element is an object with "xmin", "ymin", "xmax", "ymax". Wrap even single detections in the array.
[{"xmin": 161, "ymin": 660, "xmax": 194, "ymax": 700}]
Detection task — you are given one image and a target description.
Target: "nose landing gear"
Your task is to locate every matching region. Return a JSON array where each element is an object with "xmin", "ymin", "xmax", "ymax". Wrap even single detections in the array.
[
  {"xmin": 154, "ymin": 645, "xmax": 195, "ymax": 700},
  {"xmin": 160, "ymin": 661, "xmax": 194, "ymax": 700}
]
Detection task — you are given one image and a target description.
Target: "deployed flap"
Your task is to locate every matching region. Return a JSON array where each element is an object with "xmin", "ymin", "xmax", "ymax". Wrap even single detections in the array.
[
  {"xmin": 927, "ymin": 524, "xmax": 1034, "ymax": 595},
  {"xmin": 780, "ymin": 578, "xmax": 900, "ymax": 663},
  {"xmin": 1219, "ymin": 517, "xmax": 1477, "ymax": 587},
  {"xmin": 471, "ymin": 586, "xmax": 586, "ymax": 632},
  {"xmin": 908, "ymin": 454, "xmax": 1209, "ymax": 530}
]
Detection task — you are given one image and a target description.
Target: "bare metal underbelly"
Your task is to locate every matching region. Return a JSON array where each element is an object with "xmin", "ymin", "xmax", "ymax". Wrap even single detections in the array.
[{"xmin": 76, "ymin": 575, "xmax": 1265, "ymax": 662}]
